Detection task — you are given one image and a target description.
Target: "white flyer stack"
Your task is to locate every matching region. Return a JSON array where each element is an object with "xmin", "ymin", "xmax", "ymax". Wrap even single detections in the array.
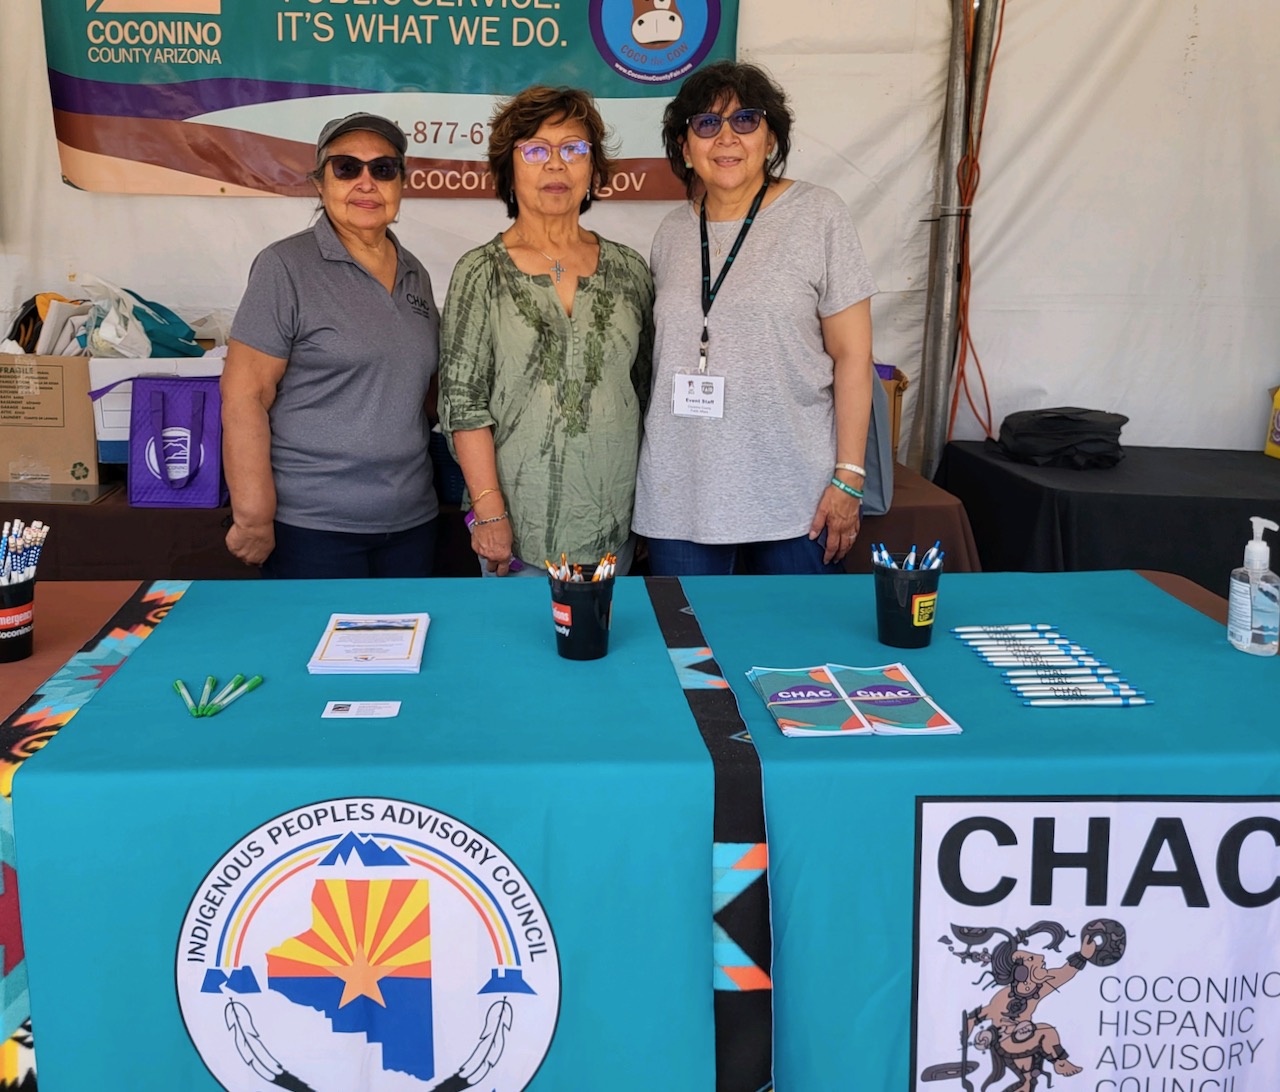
[{"xmin": 306, "ymin": 613, "xmax": 431, "ymax": 674}]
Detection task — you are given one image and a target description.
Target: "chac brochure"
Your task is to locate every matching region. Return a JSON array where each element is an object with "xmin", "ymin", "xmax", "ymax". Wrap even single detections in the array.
[{"xmin": 745, "ymin": 662, "xmax": 962, "ymax": 737}]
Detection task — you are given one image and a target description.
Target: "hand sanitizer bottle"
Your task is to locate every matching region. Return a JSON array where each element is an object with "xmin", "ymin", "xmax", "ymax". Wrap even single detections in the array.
[{"xmin": 1227, "ymin": 516, "xmax": 1280, "ymax": 656}]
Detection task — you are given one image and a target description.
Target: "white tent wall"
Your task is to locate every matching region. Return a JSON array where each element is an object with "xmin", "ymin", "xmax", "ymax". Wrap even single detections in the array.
[
  {"xmin": 4, "ymin": 1, "xmax": 1275, "ymax": 455},
  {"xmin": 956, "ymin": 0, "xmax": 1280, "ymax": 449}
]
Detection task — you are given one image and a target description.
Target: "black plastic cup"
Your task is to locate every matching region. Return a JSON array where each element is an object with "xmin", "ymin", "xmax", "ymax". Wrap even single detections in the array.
[
  {"xmin": 874, "ymin": 556, "xmax": 941, "ymax": 648},
  {"xmin": 549, "ymin": 574, "xmax": 614, "ymax": 660},
  {"xmin": 0, "ymin": 577, "xmax": 36, "ymax": 663}
]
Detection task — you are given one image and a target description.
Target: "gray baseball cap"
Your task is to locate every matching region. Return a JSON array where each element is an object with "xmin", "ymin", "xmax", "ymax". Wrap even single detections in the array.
[{"xmin": 315, "ymin": 112, "xmax": 408, "ymax": 164}]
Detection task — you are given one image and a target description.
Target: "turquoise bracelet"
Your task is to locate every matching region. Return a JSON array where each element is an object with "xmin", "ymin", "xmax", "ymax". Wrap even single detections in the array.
[{"xmin": 829, "ymin": 477, "xmax": 864, "ymax": 500}]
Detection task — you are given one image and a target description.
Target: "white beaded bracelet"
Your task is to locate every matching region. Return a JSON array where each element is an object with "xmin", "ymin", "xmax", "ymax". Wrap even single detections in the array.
[{"xmin": 835, "ymin": 462, "xmax": 867, "ymax": 478}]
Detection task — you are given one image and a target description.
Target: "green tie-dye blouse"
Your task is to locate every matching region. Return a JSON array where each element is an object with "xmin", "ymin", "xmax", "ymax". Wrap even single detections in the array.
[{"xmin": 439, "ymin": 233, "xmax": 654, "ymax": 566}]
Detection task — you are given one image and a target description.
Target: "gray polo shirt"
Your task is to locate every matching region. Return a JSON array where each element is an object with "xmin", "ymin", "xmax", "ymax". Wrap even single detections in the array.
[{"xmin": 231, "ymin": 216, "xmax": 440, "ymax": 534}]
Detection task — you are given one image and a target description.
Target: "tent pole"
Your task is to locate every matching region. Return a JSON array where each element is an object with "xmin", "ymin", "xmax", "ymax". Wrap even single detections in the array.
[
  {"xmin": 967, "ymin": 0, "xmax": 1001, "ymax": 154},
  {"xmin": 917, "ymin": 0, "xmax": 971, "ymax": 478}
]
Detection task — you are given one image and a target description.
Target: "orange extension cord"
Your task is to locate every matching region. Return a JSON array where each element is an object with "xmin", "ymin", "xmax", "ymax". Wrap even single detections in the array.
[{"xmin": 947, "ymin": 0, "xmax": 1008, "ymax": 440}]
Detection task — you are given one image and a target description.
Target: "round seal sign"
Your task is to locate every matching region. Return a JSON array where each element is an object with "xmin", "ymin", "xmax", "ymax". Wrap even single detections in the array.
[
  {"xmin": 589, "ymin": 0, "xmax": 721, "ymax": 84},
  {"xmin": 176, "ymin": 797, "xmax": 560, "ymax": 1091}
]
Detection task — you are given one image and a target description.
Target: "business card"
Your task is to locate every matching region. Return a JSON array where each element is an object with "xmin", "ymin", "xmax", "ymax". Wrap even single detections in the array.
[{"xmin": 321, "ymin": 700, "xmax": 402, "ymax": 719}]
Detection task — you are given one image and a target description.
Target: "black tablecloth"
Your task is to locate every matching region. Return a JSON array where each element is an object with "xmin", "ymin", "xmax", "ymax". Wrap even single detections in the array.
[{"xmin": 934, "ymin": 440, "xmax": 1280, "ymax": 592}]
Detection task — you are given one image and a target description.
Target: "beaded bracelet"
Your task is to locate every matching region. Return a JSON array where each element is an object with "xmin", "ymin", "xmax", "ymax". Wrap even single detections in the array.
[
  {"xmin": 470, "ymin": 511, "xmax": 509, "ymax": 528},
  {"xmin": 471, "ymin": 486, "xmax": 501, "ymax": 506},
  {"xmin": 829, "ymin": 477, "xmax": 864, "ymax": 500},
  {"xmin": 834, "ymin": 462, "xmax": 867, "ymax": 478}
]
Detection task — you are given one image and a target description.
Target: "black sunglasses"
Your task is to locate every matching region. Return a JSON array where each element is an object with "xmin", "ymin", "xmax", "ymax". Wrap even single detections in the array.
[
  {"xmin": 687, "ymin": 108, "xmax": 767, "ymax": 139},
  {"xmin": 322, "ymin": 154, "xmax": 404, "ymax": 182}
]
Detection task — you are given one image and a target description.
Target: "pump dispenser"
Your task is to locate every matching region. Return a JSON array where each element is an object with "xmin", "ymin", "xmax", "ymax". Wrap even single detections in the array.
[{"xmin": 1227, "ymin": 516, "xmax": 1280, "ymax": 655}]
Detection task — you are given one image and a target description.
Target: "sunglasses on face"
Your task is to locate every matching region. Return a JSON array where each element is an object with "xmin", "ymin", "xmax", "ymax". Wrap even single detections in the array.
[
  {"xmin": 686, "ymin": 108, "xmax": 767, "ymax": 139},
  {"xmin": 516, "ymin": 139, "xmax": 592, "ymax": 165},
  {"xmin": 323, "ymin": 154, "xmax": 404, "ymax": 182}
]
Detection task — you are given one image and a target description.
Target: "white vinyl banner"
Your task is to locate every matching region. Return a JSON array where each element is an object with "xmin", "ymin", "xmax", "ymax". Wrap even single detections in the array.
[{"xmin": 914, "ymin": 798, "xmax": 1280, "ymax": 1092}]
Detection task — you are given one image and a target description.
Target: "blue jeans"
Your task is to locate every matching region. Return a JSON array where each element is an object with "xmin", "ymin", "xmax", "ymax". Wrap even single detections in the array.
[
  {"xmin": 645, "ymin": 533, "xmax": 842, "ymax": 576},
  {"xmin": 261, "ymin": 519, "xmax": 438, "ymax": 579}
]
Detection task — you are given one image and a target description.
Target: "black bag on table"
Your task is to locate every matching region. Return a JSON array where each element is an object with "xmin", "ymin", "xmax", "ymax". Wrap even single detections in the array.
[{"xmin": 994, "ymin": 406, "xmax": 1128, "ymax": 469}]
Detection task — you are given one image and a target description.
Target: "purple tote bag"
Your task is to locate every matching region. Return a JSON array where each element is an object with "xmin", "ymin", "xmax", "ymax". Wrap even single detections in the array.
[{"xmin": 127, "ymin": 375, "xmax": 228, "ymax": 508}]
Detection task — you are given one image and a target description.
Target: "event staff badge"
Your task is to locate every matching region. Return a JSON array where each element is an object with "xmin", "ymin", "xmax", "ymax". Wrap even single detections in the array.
[
  {"xmin": 673, "ymin": 373, "xmax": 725, "ymax": 418},
  {"xmin": 177, "ymin": 797, "xmax": 560, "ymax": 1090}
]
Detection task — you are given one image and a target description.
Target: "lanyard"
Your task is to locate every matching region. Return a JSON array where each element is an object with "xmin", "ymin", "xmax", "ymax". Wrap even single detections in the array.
[{"xmin": 699, "ymin": 180, "xmax": 769, "ymax": 373}]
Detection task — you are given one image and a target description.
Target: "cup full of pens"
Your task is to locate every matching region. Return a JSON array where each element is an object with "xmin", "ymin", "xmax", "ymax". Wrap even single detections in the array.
[
  {"xmin": 0, "ymin": 518, "xmax": 51, "ymax": 664},
  {"xmin": 546, "ymin": 553, "xmax": 616, "ymax": 661},
  {"xmin": 872, "ymin": 540, "xmax": 943, "ymax": 649}
]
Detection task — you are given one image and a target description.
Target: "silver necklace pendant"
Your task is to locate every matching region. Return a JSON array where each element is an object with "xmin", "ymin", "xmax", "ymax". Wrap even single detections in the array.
[
  {"xmin": 519, "ymin": 232, "xmax": 566, "ymax": 282},
  {"xmin": 541, "ymin": 253, "xmax": 566, "ymax": 282}
]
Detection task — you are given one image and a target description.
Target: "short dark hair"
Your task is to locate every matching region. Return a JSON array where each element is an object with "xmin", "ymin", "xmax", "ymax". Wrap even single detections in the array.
[
  {"xmin": 661, "ymin": 61, "xmax": 793, "ymax": 199},
  {"xmin": 488, "ymin": 86, "xmax": 617, "ymax": 219}
]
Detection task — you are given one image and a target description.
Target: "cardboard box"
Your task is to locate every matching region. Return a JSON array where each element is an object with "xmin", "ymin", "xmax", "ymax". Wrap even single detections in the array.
[
  {"xmin": 1266, "ymin": 386, "xmax": 1280, "ymax": 460},
  {"xmin": 89, "ymin": 356, "xmax": 224, "ymax": 462},
  {"xmin": 0, "ymin": 354, "xmax": 99, "ymax": 485}
]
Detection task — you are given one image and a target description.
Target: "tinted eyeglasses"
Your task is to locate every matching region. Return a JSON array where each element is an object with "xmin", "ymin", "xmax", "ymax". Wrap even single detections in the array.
[
  {"xmin": 516, "ymin": 139, "xmax": 592, "ymax": 165},
  {"xmin": 687, "ymin": 108, "xmax": 767, "ymax": 139},
  {"xmin": 322, "ymin": 154, "xmax": 404, "ymax": 182}
]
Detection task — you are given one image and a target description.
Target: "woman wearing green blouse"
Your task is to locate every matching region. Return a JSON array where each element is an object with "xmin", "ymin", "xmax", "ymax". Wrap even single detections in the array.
[{"xmin": 439, "ymin": 86, "xmax": 654, "ymax": 576}]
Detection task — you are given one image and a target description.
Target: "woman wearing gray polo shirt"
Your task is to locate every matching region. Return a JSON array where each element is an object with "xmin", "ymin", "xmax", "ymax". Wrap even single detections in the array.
[{"xmin": 221, "ymin": 112, "xmax": 440, "ymax": 578}]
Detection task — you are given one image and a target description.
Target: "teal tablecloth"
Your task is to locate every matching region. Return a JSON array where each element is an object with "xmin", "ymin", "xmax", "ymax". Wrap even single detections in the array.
[
  {"xmin": 682, "ymin": 570, "xmax": 1280, "ymax": 1091},
  {"xmin": 12, "ymin": 578, "xmax": 716, "ymax": 1092}
]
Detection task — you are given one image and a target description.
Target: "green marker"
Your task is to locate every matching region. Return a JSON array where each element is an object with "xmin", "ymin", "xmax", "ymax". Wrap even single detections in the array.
[
  {"xmin": 205, "ymin": 675, "xmax": 263, "ymax": 715},
  {"xmin": 206, "ymin": 673, "xmax": 245, "ymax": 713},
  {"xmin": 173, "ymin": 679, "xmax": 198, "ymax": 717},
  {"xmin": 197, "ymin": 675, "xmax": 216, "ymax": 715}
]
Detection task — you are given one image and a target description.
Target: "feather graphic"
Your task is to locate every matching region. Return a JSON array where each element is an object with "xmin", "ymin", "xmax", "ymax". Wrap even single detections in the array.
[
  {"xmin": 457, "ymin": 998, "xmax": 514, "ymax": 1085},
  {"xmin": 226, "ymin": 1001, "xmax": 284, "ymax": 1082},
  {"xmin": 223, "ymin": 1001, "xmax": 317, "ymax": 1091}
]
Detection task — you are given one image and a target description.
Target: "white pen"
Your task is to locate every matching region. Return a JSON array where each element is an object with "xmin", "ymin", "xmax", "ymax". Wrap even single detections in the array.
[
  {"xmin": 959, "ymin": 633, "xmax": 1066, "ymax": 643},
  {"xmin": 979, "ymin": 649, "xmax": 1094, "ymax": 662},
  {"xmin": 1007, "ymin": 675, "xmax": 1127, "ymax": 686},
  {"xmin": 1012, "ymin": 686, "xmax": 1143, "ymax": 698},
  {"xmin": 1024, "ymin": 697, "xmax": 1153, "ymax": 707},
  {"xmin": 971, "ymin": 641, "xmax": 1089, "ymax": 653},
  {"xmin": 953, "ymin": 624, "xmax": 1054, "ymax": 633},
  {"xmin": 986, "ymin": 658, "xmax": 1108, "ymax": 668},
  {"xmin": 1003, "ymin": 667, "xmax": 1122, "ymax": 678}
]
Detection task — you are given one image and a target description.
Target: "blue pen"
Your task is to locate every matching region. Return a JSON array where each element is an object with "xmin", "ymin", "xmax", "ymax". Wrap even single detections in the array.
[
  {"xmin": 929, "ymin": 550, "xmax": 945, "ymax": 570},
  {"xmin": 919, "ymin": 540, "xmax": 941, "ymax": 568},
  {"xmin": 903, "ymin": 544, "xmax": 917, "ymax": 570}
]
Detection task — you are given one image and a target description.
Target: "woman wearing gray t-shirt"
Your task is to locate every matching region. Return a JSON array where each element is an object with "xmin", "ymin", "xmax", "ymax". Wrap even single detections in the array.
[{"xmin": 633, "ymin": 61, "xmax": 878, "ymax": 574}]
